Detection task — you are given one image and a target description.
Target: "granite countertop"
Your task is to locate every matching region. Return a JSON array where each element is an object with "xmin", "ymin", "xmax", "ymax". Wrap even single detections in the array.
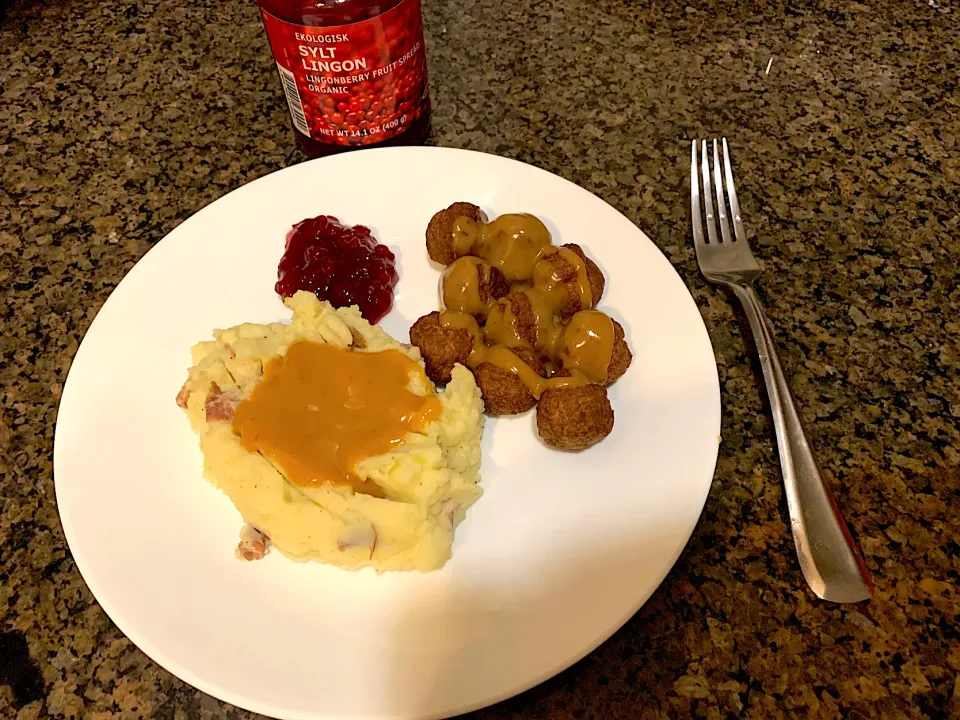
[{"xmin": 2, "ymin": 0, "xmax": 958, "ymax": 716}]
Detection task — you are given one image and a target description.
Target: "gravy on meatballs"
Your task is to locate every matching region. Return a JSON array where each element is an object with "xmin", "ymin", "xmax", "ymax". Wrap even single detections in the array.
[{"xmin": 414, "ymin": 202, "xmax": 633, "ymax": 450}]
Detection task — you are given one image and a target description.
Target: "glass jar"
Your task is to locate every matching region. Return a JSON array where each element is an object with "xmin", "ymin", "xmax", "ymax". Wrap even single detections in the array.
[{"xmin": 256, "ymin": 0, "xmax": 431, "ymax": 158}]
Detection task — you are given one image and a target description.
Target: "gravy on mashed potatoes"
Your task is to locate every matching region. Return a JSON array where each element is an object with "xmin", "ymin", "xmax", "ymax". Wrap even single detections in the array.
[{"xmin": 177, "ymin": 291, "xmax": 484, "ymax": 572}]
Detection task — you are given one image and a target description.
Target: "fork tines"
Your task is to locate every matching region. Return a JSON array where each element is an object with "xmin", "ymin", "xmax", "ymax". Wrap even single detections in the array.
[{"xmin": 690, "ymin": 138, "xmax": 746, "ymax": 247}]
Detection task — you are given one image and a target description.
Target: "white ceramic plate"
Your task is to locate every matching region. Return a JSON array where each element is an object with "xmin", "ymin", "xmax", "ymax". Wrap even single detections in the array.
[{"xmin": 55, "ymin": 147, "xmax": 720, "ymax": 720}]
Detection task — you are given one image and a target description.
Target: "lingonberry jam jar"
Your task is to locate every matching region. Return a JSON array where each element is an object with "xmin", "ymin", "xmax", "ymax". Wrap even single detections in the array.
[{"xmin": 256, "ymin": 0, "xmax": 431, "ymax": 158}]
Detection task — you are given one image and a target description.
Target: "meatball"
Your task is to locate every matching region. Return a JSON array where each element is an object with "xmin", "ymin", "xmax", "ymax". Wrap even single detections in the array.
[
  {"xmin": 426, "ymin": 202, "xmax": 486, "ymax": 266},
  {"xmin": 536, "ymin": 384, "xmax": 614, "ymax": 450},
  {"xmin": 408, "ymin": 311, "xmax": 474, "ymax": 384},
  {"xmin": 533, "ymin": 245, "xmax": 606, "ymax": 319},
  {"xmin": 558, "ymin": 315, "xmax": 632, "ymax": 385},
  {"xmin": 441, "ymin": 256, "xmax": 509, "ymax": 318},
  {"xmin": 473, "ymin": 213, "xmax": 553, "ymax": 281},
  {"xmin": 484, "ymin": 291, "xmax": 539, "ymax": 351},
  {"xmin": 606, "ymin": 319, "xmax": 632, "ymax": 385},
  {"xmin": 475, "ymin": 347, "xmax": 547, "ymax": 416},
  {"xmin": 562, "ymin": 244, "xmax": 605, "ymax": 306}
]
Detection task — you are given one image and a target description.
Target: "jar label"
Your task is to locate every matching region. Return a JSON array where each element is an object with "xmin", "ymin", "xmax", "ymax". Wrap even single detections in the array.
[{"xmin": 260, "ymin": 0, "xmax": 429, "ymax": 146}]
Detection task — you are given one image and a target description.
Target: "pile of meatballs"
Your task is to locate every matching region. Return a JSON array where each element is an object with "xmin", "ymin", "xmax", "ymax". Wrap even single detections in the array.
[{"xmin": 409, "ymin": 202, "xmax": 632, "ymax": 451}]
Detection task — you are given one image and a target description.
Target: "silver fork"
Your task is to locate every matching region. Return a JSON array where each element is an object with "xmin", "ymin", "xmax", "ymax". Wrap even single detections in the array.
[{"xmin": 691, "ymin": 138, "xmax": 872, "ymax": 603}]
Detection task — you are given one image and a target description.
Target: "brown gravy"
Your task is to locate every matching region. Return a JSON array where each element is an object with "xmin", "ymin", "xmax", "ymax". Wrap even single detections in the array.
[
  {"xmin": 233, "ymin": 341, "xmax": 441, "ymax": 496},
  {"xmin": 440, "ymin": 213, "xmax": 614, "ymax": 398}
]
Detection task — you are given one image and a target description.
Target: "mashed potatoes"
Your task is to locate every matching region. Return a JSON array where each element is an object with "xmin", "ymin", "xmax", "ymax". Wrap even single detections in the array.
[{"xmin": 178, "ymin": 291, "xmax": 484, "ymax": 572}]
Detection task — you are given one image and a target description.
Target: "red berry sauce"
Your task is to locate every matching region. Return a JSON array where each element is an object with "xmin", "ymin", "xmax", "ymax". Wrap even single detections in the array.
[{"xmin": 276, "ymin": 215, "xmax": 399, "ymax": 324}]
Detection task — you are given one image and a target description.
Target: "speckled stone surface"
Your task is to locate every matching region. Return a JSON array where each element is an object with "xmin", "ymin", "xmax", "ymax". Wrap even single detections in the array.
[{"xmin": 2, "ymin": 0, "xmax": 959, "ymax": 716}]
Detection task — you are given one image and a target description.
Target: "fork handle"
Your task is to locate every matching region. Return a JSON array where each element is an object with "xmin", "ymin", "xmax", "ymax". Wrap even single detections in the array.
[{"xmin": 731, "ymin": 284, "xmax": 872, "ymax": 603}]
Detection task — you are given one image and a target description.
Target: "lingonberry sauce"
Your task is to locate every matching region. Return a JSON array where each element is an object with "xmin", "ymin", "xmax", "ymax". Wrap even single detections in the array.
[
  {"xmin": 256, "ymin": 0, "xmax": 431, "ymax": 158},
  {"xmin": 276, "ymin": 216, "xmax": 399, "ymax": 323}
]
